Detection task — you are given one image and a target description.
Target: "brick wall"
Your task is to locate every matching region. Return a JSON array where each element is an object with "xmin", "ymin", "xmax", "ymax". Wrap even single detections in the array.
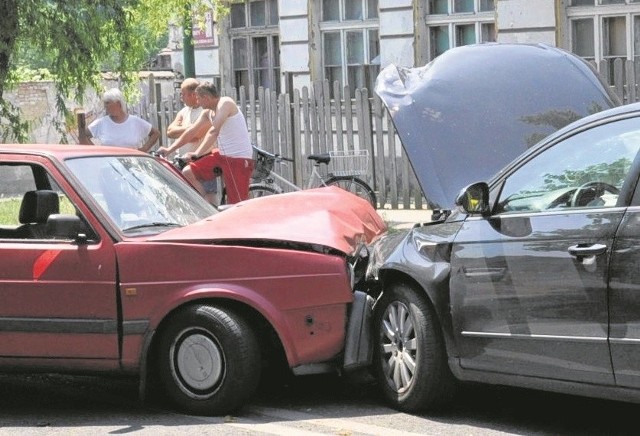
[{"xmin": 4, "ymin": 73, "xmax": 177, "ymax": 144}]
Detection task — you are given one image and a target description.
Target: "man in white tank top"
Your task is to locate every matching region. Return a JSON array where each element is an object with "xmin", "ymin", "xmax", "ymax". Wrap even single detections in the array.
[
  {"xmin": 160, "ymin": 82, "xmax": 254, "ymax": 205},
  {"xmin": 166, "ymin": 78, "xmax": 203, "ymax": 156}
]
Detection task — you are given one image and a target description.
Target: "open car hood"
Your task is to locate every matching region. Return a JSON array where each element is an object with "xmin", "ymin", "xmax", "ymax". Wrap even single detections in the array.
[
  {"xmin": 150, "ymin": 186, "xmax": 387, "ymax": 255},
  {"xmin": 375, "ymin": 43, "xmax": 619, "ymax": 210}
]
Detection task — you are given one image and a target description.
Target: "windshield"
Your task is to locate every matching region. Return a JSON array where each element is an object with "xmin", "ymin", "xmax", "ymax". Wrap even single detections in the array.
[{"xmin": 65, "ymin": 155, "xmax": 217, "ymax": 233}]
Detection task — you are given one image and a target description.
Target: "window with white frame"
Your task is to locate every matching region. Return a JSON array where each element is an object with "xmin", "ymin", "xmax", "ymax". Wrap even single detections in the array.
[
  {"xmin": 568, "ymin": 0, "xmax": 640, "ymax": 76},
  {"xmin": 424, "ymin": 0, "xmax": 496, "ymax": 60},
  {"xmin": 320, "ymin": 0, "xmax": 379, "ymax": 97},
  {"xmin": 228, "ymin": 0, "xmax": 280, "ymax": 96}
]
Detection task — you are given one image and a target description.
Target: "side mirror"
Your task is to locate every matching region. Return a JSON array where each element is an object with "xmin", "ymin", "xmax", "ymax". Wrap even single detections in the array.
[
  {"xmin": 455, "ymin": 182, "xmax": 491, "ymax": 216},
  {"xmin": 46, "ymin": 214, "xmax": 88, "ymax": 243}
]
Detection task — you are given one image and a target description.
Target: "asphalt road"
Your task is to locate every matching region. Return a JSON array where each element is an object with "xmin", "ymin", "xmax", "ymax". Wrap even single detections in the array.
[{"xmin": 0, "ymin": 370, "xmax": 638, "ymax": 435}]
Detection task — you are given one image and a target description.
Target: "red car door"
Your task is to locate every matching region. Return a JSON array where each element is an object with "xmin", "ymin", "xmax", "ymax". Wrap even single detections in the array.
[{"xmin": 0, "ymin": 158, "xmax": 119, "ymax": 361}]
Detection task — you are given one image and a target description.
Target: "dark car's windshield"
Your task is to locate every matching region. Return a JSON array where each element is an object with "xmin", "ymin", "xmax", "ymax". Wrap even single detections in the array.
[{"xmin": 66, "ymin": 155, "xmax": 217, "ymax": 233}]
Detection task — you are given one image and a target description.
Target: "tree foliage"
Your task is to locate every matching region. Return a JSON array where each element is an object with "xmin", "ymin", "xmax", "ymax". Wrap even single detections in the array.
[{"xmin": 0, "ymin": 0, "xmax": 227, "ymax": 143}]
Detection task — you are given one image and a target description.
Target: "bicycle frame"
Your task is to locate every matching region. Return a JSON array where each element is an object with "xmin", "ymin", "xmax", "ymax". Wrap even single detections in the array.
[{"xmin": 259, "ymin": 162, "xmax": 327, "ymax": 192}]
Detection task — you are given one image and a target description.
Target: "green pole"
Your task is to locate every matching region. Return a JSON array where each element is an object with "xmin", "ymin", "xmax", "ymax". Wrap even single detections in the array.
[{"xmin": 183, "ymin": 4, "xmax": 196, "ymax": 78}]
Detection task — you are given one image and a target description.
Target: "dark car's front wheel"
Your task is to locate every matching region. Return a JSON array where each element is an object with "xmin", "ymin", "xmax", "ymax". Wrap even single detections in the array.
[
  {"xmin": 372, "ymin": 283, "xmax": 455, "ymax": 412},
  {"xmin": 156, "ymin": 304, "xmax": 261, "ymax": 415}
]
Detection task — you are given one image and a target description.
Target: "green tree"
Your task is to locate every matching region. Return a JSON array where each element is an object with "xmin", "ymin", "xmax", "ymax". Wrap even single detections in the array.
[{"xmin": 0, "ymin": 0, "xmax": 227, "ymax": 143}]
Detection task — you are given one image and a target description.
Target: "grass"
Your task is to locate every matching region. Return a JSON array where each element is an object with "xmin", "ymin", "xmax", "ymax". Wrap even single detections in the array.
[{"xmin": 0, "ymin": 195, "xmax": 76, "ymax": 226}]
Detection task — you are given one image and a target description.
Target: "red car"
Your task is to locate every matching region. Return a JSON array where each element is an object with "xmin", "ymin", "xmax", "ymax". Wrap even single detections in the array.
[{"xmin": 0, "ymin": 144, "xmax": 385, "ymax": 415}]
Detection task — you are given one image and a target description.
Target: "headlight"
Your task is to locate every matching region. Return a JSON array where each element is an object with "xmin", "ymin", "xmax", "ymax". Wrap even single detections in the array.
[
  {"xmin": 347, "ymin": 243, "xmax": 369, "ymax": 290},
  {"xmin": 347, "ymin": 261, "xmax": 355, "ymax": 290}
]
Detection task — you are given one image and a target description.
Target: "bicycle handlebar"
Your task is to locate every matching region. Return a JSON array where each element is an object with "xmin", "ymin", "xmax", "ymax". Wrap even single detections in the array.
[
  {"xmin": 150, "ymin": 151, "xmax": 189, "ymax": 170},
  {"xmin": 252, "ymin": 145, "xmax": 294, "ymax": 162}
]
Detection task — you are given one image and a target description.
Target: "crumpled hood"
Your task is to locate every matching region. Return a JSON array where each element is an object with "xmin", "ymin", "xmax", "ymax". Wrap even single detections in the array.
[
  {"xmin": 375, "ymin": 43, "xmax": 619, "ymax": 210},
  {"xmin": 149, "ymin": 186, "xmax": 387, "ymax": 255}
]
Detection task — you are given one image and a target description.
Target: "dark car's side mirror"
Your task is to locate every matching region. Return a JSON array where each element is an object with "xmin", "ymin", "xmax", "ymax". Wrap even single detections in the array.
[
  {"xmin": 455, "ymin": 182, "xmax": 491, "ymax": 216},
  {"xmin": 46, "ymin": 214, "xmax": 88, "ymax": 243}
]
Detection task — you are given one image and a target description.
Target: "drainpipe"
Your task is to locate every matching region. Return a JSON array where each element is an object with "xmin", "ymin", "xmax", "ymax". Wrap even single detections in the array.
[{"xmin": 183, "ymin": 4, "xmax": 196, "ymax": 78}]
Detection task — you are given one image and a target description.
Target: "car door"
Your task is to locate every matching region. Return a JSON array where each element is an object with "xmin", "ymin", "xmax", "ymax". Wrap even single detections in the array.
[
  {"xmin": 450, "ymin": 116, "xmax": 640, "ymax": 384},
  {"xmin": 0, "ymin": 157, "xmax": 119, "ymax": 360},
  {"xmin": 609, "ymin": 171, "xmax": 640, "ymax": 389}
]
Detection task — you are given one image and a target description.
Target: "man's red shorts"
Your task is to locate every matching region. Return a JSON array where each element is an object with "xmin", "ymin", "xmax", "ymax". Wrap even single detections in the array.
[{"xmin": 190, "ymin": 149, "xmax": 255, "ymax": 204}]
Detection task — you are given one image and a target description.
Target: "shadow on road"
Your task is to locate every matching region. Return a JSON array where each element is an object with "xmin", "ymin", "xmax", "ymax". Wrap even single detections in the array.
[{"xmin": 0, "ymin": 371, "xmax": 638, "ymax": 435}]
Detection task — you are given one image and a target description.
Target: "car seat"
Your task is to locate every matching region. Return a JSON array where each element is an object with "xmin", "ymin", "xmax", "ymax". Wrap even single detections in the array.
[{"xmin": 16, "ymin": 190, "xmax": 60, "ymax": 239}]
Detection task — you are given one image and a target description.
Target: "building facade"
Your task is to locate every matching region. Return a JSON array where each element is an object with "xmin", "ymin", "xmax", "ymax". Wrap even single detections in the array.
[{"xmin": 167, "ymin": 0, "xmax": 640, "ymax": 96}]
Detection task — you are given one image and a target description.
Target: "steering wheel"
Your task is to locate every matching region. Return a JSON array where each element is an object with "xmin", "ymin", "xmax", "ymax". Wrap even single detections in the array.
[{"xmin": 570, "ymin": 181, "xmax": 619, "ymax": 208}]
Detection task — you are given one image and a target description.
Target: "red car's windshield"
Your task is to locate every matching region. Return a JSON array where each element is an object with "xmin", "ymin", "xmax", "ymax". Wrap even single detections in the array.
[{"xmin": 66, "ymin": 155, "xmax": 217, "ymax": 233}]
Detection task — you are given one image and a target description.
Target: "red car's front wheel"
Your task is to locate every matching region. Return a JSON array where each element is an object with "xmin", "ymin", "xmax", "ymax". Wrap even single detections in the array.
[{"xmin": 156, "ymin": 305, "xmax": 261, "ymax": 415}]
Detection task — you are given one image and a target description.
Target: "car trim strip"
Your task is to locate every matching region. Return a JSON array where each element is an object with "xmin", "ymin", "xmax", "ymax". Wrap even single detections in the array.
[
  {"xmin": 465, "ymin": 206, "xmax": 628, "ymax": 221},
  {"xmin": 461, "ymin": 331, "xmax": 606, "ymax": 342},
  {"xmin": 0, "ymin": 317, "xmax": 148, "ymax": 335},
  {"xmin": 123, "ymin": 320, "xmax": 150, "ymax": 335},
  {"xmin": 609, "ymin": 337, "xmax": 640, "ymax": 344}
]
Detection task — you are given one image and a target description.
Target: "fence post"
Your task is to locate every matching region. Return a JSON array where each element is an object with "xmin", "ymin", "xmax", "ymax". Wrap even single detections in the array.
[
  {"xmin": 613, "ymin": 58, "xmax": 625, "ymax": 102},
  {"xmin": 292, "ymin": 89, "xmax": 303, "ymax": 185},
  {"xmin": 249, "ymin": 85, "xmax": 258, "ymax": 147},
  {"xmin": 344, "ymin": 84, "xmax": 354, "ymax": 149},
  {"xmin": 626, "ymin": 59, "xmax": 637, "ymax": 103},
  {"xmin": 322, "ymin": 80, "xmax": 333, "ymax": 151},
  {"xmin": 308, "ymin": 85, "xmax": 320, "ymax": 155},
  {"xmin": 77, "ymin": 111, "xmax": 89, "ymax": 144},
  {"xmin": 333, "ymin": 81, "xmax": 345, "ymax": 152},
  {"xmin": 313, "ymin": 81, "xmax": 328, "ymax": 153},
  {"xmin": 373, "ymin": 96, "xmax": 386, "ymax": 207}
]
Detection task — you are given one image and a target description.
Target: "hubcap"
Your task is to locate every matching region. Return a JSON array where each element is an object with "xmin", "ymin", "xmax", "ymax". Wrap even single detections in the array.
[
  {"xmin": 172, "ymin": 331, "xmax": 223, "ymax": 397},
  {"xmin": 380, "ymin": 301, "xmax": 418, "ymax": 393}
]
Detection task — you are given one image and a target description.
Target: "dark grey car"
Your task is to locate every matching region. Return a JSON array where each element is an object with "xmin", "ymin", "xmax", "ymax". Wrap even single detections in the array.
[{"xmin": 368, "ymin": 43, "xmax": 640, "ymax": 411}]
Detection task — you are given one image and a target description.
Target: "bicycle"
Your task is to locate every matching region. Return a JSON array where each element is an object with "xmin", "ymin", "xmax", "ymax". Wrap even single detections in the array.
[
  {"xmin": 151, "ymin": 152, "xmax": 228, "ymax": 206},
  {"xmin": 249, "ymin": 146, "xmax": 377, "ymax": 208}
]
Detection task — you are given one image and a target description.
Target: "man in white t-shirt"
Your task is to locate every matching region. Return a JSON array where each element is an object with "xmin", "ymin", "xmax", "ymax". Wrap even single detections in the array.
[{"xmin": 167, "ymin": 78, "xmax": 203, "ymax": 156}]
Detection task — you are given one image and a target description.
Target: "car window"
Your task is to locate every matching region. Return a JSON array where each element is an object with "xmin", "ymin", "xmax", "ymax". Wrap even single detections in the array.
[
  {"xmin": 496, "ymin": 117, "xmax": 640, "ymax": 214},
  {"xmin": 0, "ymin": 164, "xmax": 36, "ymax": 227},
  {"xmin": 0, "ymin": 162, "xmax": 93, "ymax": 240}
]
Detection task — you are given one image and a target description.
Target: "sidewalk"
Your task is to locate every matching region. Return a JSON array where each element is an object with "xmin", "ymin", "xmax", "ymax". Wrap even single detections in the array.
[{"xmin": 376, "ymin": 208, "xmax": 432, "ymax": 230}]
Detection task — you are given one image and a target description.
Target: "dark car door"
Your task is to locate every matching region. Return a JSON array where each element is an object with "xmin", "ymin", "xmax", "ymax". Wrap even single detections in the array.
[
  {"xmin": 450, "ymin": 116, "xmax": 640, "ymax": 384},
  {"xmin": 609, "ymin": 178, "xmax": 640, "ymax": 389},
  {"xmin": 0, "ymin": 158, "xmax": 119, "ymax": 360}
]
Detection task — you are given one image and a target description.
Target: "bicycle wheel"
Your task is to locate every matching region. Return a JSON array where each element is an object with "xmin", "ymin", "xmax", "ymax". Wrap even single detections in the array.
[
  {"xmin": 248, "ymin": 184, "xmax": 280, "ymax": 199},
  {"xmin": 325, "ymin": 176, "xmax": 377, "ymax": 208}
]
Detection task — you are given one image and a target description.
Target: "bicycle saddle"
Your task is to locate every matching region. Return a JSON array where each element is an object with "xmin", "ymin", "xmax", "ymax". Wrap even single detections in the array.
[{"xmin": 307, "ymin": 153, "xmax": 331, "ymax": 164}]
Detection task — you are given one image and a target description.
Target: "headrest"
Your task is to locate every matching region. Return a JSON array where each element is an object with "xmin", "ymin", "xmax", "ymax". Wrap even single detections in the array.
[{"xmin": 19, "ymin": 190, "xmax": 60, "ymax": 224}]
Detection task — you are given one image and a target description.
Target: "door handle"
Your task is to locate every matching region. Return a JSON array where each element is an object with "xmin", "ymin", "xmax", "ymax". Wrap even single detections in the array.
[
  {"xmin": 462, "ymin": 267, "xmax": 506, "ymax": 281},
  {"xmin": 568, "ymin": 243, "xmax": 607, "ymax": 258}
]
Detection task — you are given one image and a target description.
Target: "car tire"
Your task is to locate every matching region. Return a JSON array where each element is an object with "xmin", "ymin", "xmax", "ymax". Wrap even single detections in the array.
[
  {"xmin": 372, "ymin": 283, "xmax": 455, "ymax": 412},
  {"xmin": 156, "ymin": 304, "xmax": 261, "ymax": 415}
]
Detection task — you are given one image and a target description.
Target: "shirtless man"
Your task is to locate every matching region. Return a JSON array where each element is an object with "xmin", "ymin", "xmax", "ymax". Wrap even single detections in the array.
[{"xmin": 158, "ymin": 82, "xmax": 254, "ymax": 205}]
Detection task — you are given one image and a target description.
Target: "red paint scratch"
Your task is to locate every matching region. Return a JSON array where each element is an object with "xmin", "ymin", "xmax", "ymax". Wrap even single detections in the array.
[{"xmin": 33, "ymin": 250, "xmax": 62, "ymax": 280}]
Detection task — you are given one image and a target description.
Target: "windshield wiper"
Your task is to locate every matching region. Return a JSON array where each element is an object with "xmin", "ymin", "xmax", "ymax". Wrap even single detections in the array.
[{"xmin": 123, "ymin": 222, "xmax": 181, "ymax": 232}]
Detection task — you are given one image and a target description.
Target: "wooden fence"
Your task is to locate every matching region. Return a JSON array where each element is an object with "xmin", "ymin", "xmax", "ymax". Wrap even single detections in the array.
[
  {"xmin": 140, "ymin": 78, "xmax": 424, "ymax": 210},
  {"xmin": 597, "ymin": 57, "xmax": 640, "ymax": 104},
  {"xmin": 139, "ymin": 58, "xmax": 640, "ymax": 211}
]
